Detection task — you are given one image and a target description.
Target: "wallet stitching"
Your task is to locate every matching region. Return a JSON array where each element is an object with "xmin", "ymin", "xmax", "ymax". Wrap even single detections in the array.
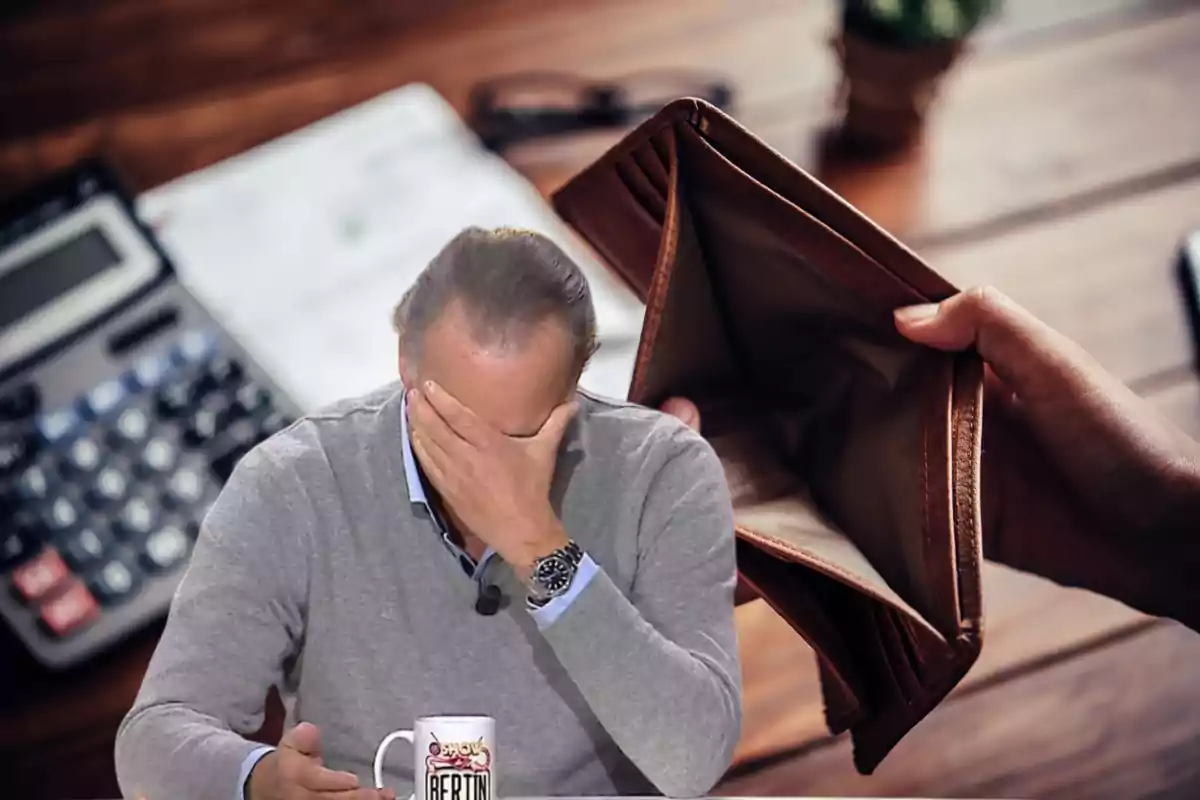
[{"xmin": 952, "ymin": 357, "xmax": 985, "ymax": 635}]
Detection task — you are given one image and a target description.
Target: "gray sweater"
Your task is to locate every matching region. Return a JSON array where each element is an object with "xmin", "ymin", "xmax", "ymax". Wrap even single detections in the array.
[{"xmin": 114, "ymin": 383, "xmax": 741, "ymax": 800}]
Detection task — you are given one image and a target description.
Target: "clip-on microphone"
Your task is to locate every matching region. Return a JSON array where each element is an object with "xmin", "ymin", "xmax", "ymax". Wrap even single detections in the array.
[{"xmin": 475, "ymin": 583, "xmax": 502, "ymax": 616}]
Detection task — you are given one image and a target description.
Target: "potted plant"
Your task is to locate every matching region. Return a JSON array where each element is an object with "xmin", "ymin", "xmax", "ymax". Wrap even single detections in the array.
[{"xmin": 832, "ymin": 0, "xmax": 998, "ymax": 151}]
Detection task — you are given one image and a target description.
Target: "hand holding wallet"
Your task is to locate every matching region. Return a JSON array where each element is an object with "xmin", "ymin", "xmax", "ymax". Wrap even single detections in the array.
[{"xmin": 552, "ymin": 99, "xmax": 985, "ymax": 773}]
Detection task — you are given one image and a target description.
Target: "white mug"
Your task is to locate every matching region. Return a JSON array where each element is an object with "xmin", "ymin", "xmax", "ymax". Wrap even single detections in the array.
[{"xmin": 374, "ymin": 715, "xmax": 496, "ymax": 800}]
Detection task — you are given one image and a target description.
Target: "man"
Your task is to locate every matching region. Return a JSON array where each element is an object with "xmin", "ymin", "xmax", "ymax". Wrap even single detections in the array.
[{"xmin": 115, "ymin": 227, "xmax": 742, "ymax": 800}]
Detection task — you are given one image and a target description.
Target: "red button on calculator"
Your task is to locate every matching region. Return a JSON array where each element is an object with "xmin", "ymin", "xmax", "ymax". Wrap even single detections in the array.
[
  {"xmin": 12, "ymin": 548, "xmax": 70, "ymax": 603},
  {"xmin": 40, "ymin": 580, "xmax": 100, "ymax": 637}
]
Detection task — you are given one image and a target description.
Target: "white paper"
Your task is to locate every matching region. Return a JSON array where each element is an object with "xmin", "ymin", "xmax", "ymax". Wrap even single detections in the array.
[{"xmin": 137, "ymin": 83, "xmax": 644, "ymax": 411}]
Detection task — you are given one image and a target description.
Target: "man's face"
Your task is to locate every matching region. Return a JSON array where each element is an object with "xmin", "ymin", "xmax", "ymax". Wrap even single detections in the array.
[{"xmin": 399, "ymin": 298, "xmax": 578, "ymax": 438}]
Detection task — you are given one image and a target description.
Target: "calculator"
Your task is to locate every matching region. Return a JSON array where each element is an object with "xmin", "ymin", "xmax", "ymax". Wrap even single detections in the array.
[{"xmin": 0, "ymin": 160, "xmax": 299, "ymax": 670}]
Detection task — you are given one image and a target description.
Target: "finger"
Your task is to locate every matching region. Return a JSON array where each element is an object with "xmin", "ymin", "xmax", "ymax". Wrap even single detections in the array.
[
  {"xmin": 892, "ymin": 285, "xmax": 1112, "ymax": 401},
  {"xmin": 296, "ymin": 761, "xmax": 360, "ymax": 791},
  {"xmin": 535, "ymin": 400, "xmax": 579, "ymax": 449},
  {"xmin": 659, "ymin": 397, "xmax": 700, "ymax": 432},
  {"xmin": 280, "ymin": 721, "xmax": 323, "ymax": 758},
  {"xmin": 323, "ymin": 788, "xmax": 391, "ymax": 800},
  {"xmin": 421, "ymin": 381, "xmax": 491, "ymax": 445},
  {"xmin": 410, "ymin": 388, "xmax": 472, "ymax": 456},
  {"xmin": 410, "ymin": 429, "xmax": 451, "ymax": 489}
]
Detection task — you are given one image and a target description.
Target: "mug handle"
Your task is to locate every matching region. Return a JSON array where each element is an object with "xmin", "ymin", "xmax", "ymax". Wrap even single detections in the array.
[{"xmin": 373, "ymin": 729, "xmax": 415, "ymax": 798}]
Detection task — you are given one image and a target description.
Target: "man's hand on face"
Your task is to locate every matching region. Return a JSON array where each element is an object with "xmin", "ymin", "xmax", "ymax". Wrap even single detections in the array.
[
  {"xmin": 408, "ymin": 380, "xmax": 578, "ymax": 577},
  {"xmin": 248, "ymin": 722, "xmax": 395, "ymax": 800}
]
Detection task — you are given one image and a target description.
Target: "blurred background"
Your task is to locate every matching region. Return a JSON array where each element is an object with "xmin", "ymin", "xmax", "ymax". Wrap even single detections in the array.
[{"xmin": 2, "ymin": 0, "xmax": 1200, "ymax": 798}]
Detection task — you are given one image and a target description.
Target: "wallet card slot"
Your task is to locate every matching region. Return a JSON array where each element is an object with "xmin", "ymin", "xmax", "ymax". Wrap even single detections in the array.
[
  {"xmin": 874, "ymin": 604, "xmax": 925, "ymax": 703},
  {"xmin": 633, "ymin": 145, "xmax": 671, "ymax": 203},
  {"xmin": 614, "ymin": 157, "xmax": 667, "ymax": 226},
  {"xmin": 647, "ymin": 135, "xmax": 674, "ymax": 187}
]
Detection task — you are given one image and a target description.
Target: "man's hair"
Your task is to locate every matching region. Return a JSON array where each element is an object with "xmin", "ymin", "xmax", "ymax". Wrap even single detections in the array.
[{"xmin": 392, "ymin": 226, "xmax": 599, "ymax": 372}]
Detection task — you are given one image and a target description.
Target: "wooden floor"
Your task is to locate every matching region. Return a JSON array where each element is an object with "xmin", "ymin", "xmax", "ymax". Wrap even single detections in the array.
[{"xmin": 3, "ymin": 1, "xmax": 1200, "ymax": 797}]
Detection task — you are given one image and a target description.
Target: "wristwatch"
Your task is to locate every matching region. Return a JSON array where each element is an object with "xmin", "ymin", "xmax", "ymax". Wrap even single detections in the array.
[{"xmin": 524, "ymin": 540, "xmax": 584, "ymax": 606}]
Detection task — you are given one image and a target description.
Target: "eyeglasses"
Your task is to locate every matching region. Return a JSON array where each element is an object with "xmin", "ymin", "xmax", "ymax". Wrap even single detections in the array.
[{"xmin": 467, "ymin": 70, "xmax": 735, "ymax": 153}]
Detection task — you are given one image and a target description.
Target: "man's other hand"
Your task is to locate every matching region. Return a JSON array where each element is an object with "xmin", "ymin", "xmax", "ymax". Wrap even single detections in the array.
[
  {"xmin": 248, "ymin": 722, "xmax": 395, "ymax": 800},
  {"xmin": 659, "ymin": 398, "xmax": 701, "ymax": 432}
]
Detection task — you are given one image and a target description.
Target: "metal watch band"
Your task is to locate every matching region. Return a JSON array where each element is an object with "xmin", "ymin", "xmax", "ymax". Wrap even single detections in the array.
[{"xmin": 526, "ymin": 540, "xmax": 583, "ymax": 603}]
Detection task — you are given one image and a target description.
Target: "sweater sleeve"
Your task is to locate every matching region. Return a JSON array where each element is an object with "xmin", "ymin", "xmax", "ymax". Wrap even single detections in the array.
[
  {"xmin": 114, "ymin": 441, "xmax": 311, "ymax": 800},
  {"xmin": 537, "ymin": 424, "xmax": 742, "ymax": 798}
]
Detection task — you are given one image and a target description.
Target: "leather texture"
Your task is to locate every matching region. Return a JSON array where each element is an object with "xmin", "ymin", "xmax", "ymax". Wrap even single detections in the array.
[{"xmin": 552, "ymin": 98, "xmax": 986, "ymax": 774}]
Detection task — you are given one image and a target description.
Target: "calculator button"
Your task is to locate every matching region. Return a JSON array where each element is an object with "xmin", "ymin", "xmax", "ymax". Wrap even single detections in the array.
[
  {"xmin": 184, "ymin": 396, "xmax": 231, "ymax": 446},
  {"xmin": 90, "ymin": 555, "xmax": 141, "ymax": 605},
  {"xmin": 87, "ymin": 465, "xmax": 130, "ymax": 508},
  {"xmin": 64, "ymin": 436, "xmax": 104, "ymax": 475},
  {"xmin": 131, "ymin": 353, "xmax": 171, "ymax": 390},
  {"xmin": 0, "ymin": 523, "xmax": 37, "ymax": 568},
  {"xmin": 60, "ymin": 524, "xmax": 113, "ymax": 570},
  {"xmin": 0, "ymin": 382, "xmax": 40, "ymax": 421},
  {"xmin": 138, "ymin": 436, "xmax": 179, "ymax": 476},
  {"xmin": 164, "ymin": 464, "xmax": 206, "ymax": 508},
  {"xmin": 142, "ymin": 522, "xmax": 191, "ymax": 572},
  {"xmin": 82, "ymin": 378, "xmax": 127, "ymax": 419},
  {"xmin": 16, "ymin": 463, "xmax": 54, "ymax": 502},
  {"xmin": 234, "ymin": 382, "xmax": 272, "ymax": 417},
  {"xmin": 173, "ymin": 329, "xmax": 217, "ymax": 365},
  {"xmin": 39, "ymin": 580, "xmax": 100, "ymax": 637},
  {"xmin": 43, "ymin": 495, "xmax": 82, "ymax": 534},
  {"xmin": 0, "ymin": 431, "xmax": 33, "ymax": 478},
  {"xmin": 11, "ymin": 548, "xmax": 70, "ymax": 603},
  {"xmin": 203, "ymin": 356, "xmax": 243, "ymax": 389},
  {"xmin": 37, "ymin": 407, "xmax": 80, "ymax": 444},
  {"xmin": 156, "ymin": 382, "xmax": 193, "ymax": 418},
  {"xmin": 111, "ymin": 407, "xmax": 152, "ymax": 447},
  {"xmin": 115, "ymin": 496, "xmax": 159, "ymax": 540}
]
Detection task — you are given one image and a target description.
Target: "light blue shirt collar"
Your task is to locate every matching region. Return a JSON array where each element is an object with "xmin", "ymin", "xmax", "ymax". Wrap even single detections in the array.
[{"xmin": 398, "ymin": 389, "xmax": 428, "ymax": 507}]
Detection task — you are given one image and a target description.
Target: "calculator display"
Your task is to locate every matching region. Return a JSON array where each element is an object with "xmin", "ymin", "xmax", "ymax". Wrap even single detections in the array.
[
  {"xmin": 0, "ymin": 195, "xmax": 160, "ymax": 369},
  {"xmin": 0, "ymin": 228, "xmax": 121, "ymax": 329}
]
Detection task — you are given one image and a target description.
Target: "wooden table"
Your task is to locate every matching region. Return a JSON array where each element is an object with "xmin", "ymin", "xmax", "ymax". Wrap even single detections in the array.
[{"xmin": 3, "ymin": 1, "xmax": 1200, "ymax": 798}]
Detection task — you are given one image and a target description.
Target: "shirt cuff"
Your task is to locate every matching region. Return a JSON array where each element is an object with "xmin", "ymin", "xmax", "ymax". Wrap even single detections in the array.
[
  {"xmin": 237, "ymin": 745, "xmax": 276, "ymax": 800},
  {"xmin": 527, "ymin": 553, "xmax": 599, "ymax": 630}
]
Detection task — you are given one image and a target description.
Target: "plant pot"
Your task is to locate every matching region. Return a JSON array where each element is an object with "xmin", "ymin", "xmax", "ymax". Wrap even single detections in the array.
[{"xmin": 831, "ymin": 29, "xmax": 964, "ymax": 151}]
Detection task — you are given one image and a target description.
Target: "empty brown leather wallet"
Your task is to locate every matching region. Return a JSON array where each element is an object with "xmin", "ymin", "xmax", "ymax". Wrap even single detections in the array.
[{"xmin": 552, "ymin": 98, "xmax": 985, "ymax": 774}]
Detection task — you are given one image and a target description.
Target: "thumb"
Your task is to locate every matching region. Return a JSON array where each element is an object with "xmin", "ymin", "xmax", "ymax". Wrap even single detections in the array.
[
  {"xmin": 280, "ymin": 722, "xmax": 323, "ymax": 759},
  {"xmin": 893, "ymin": 285, "xmax": 1096, "ymax": 397},
  {"xmin": 536, "ymin": 400, "xmax": 579, "ymax": 449}
]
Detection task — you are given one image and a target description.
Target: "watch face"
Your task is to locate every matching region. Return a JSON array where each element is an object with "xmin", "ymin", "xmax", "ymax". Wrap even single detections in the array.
[{"xmin": 535, "ymin": 555, "xmax": 573, "ymax": 593}]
